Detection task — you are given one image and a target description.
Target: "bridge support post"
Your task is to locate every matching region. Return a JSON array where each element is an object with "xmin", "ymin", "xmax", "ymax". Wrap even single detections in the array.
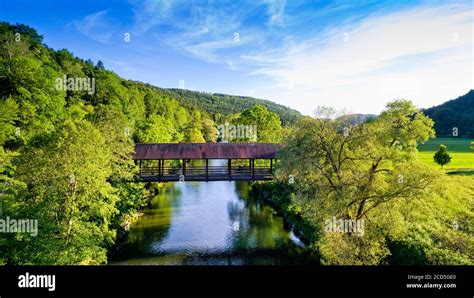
[
  {"xmin": 162, "ymin": 159, "xmax": 164, "ymax": 178},
  {"xmin": 252, "ymin": 159, "xmax": 255, "ymax": 181},
  {"xmin": 205, "ymin": 159, "xmax": 209, "ymax": 182},
  {"xmin": 182, "ymin": 159, "xmax": 186, "ymax": 177},
  {"xmin": 270, "ymin": 158, "xmax": 273, "ymax": 173},
  {"xmin": 158, "ymin": 159, "xmax": 162, "ymax": 181},
  {"xmin": 228, "ymin": 159, "xmax": 231, "ymax": 182}
]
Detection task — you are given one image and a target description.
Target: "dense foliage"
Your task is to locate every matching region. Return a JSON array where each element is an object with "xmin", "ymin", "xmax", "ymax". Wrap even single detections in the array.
[
  {"xmin": 163, "ymin": 88, "xmax": 301, "ymax": 126},
  {"xmin": 1, "ymin": 21, "xmax": 470, "ymax": 266},
  {"xmin": 424, "ymin": 90, "xmax": 474, "ymax": 137},
  {"xmin": 257, "ymin": 101, "xmax": 473, "ymax": 265},
  {"xmin": 0, "ymin": 22, "xmax": 283, "ymax": 264},
  {"xmin": 232, "ymin": 104, "xmax": 284, "ymax": 142}
]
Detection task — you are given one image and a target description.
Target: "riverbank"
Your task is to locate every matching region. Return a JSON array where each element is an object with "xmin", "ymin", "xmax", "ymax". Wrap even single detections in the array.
[
  {"xmin": 113, "ymin": 182, "xmax": 165, "ymax": 244},
  {"xmin": 249, "ymin": 182, "xmax": 320, "ymax": 251}
]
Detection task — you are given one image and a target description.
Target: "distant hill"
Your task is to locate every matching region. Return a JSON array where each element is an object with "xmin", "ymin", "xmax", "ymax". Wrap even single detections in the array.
[
  {"xmin": 423, "ymin": 90, "xmax": 474, "ymax": 137},
  {"xmin": 160, "ymin": 88, "xmax": 302, "ymax": 125}
]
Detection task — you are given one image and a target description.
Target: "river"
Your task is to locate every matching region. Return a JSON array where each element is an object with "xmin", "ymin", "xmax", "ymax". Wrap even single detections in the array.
[{"xmin": 110, "ymin": 161, "xmax": 318, "ymax": 265}]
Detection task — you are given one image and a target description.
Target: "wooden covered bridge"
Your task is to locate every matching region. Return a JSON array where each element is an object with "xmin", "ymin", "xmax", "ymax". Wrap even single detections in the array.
[{"xmin": 133, "ymin": 143, "xmax": 280, "ymax": 182}]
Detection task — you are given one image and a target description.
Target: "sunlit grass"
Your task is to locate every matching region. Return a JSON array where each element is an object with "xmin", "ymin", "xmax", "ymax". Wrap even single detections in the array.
[
  {"xmin": 418, "ymin": 152, "xmax": 474, "ymax": 169},
  {"xmin": 418, "ymin": 137, "xmax": 473, "ymax": 170}
]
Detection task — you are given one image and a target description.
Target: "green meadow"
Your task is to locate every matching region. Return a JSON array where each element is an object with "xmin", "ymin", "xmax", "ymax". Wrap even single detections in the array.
[{"xmin": 418, "ymin": 137, "xmax": 474, "ymax": 170}]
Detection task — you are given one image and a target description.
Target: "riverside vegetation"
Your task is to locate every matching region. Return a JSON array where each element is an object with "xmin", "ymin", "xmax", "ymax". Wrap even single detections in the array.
[
  {"xmin": 0, "ymin": 23, "xmax": 472, "ymax": 265},
  {"xmin": 252, "ymin": 103, "xmax": 473, "ymax": 265},
  {"xmin": 0, "ymin": 23, "xmax": 284, "ymax": 265}
]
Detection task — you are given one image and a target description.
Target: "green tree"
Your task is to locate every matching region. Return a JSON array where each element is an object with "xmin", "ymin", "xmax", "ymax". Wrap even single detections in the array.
[
  {"xmin": 95, "ymin": 60, "xmax": 105, "ymax": 70},
  {"xmin": 235, "ymin": 104, "xmax": 283, "ymax": 142},
  {"xmin": 0, "ymin": 23, "xmax": 65, "ymax": 143},
  {"xmin": 184, "ymin": 110, "xmax": 206, "ymax": 142},
  {"xmin": 202, "ymin": 118, "xmax": 217, "ymax": 142},
  {"xmin": 90, "ymin": 104, "xmax": 147, "ymax": 230},
  {"xmin": 277, "ymin": 100, "xmax": 438, "ymax": 264},
  {"xmin": 8, "ymin": 110, "xmax": 117, "ymax": 265},
  {"xmin": 185, "ymin": 128, "xmax": 206, "ymax": 143},
  {"xmin": 0, "ymin": 22, "xmax": 306, "ymax": 265},
  {"xmin": 135, "ymin": 115, "xmax": 183, "ymax": 143},
  {"xmin": 0, "ymin": 97, "xmax": 19, "ymax": 264},
  {"xmin": 434, "ymin": 144, "xmax": 451, "ymax": 168},
  {"xmin": 0, "ymin": 97, "xmax": 18, "ymax": 145}
]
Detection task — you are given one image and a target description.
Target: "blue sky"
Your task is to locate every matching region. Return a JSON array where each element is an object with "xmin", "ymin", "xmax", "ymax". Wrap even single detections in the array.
[{"xmin": 1, "ymin": 0, "xmax": 472, "ymax": 115}]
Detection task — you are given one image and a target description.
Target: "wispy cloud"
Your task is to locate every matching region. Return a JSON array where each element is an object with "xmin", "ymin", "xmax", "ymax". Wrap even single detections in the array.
[
  {"xmin": 263, "ymin": 0, "xmax": 287, "ymax": 27},
  {"xmin": 70, "ymin": 1, "xmax": 473, "ymax": 114},
  {"xmin": 69, "ymin": 11, "xmax": 113, "ymax": 44},
  {"xmin": 130, "ymin": 0, "xmax": 175, "ymax": 35},
  {"xmin": 128, "ymin": 0, "xmax": 287, "ymax": 64},
  {"xmin": 248, "ymin": 3, "xmax": 473, "ymax": 113}
]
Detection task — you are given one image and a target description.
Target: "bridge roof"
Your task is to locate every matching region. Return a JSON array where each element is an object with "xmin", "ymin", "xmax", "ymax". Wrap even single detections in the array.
[{"xmin": 134, "ymin": 143, "xmax": 281, "ymax": 160}]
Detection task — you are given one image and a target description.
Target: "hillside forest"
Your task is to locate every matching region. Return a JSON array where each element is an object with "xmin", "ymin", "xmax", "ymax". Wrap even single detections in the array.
[{"xmin": 0, "ymin": 23, "xmax": 472, "ymax": 265}]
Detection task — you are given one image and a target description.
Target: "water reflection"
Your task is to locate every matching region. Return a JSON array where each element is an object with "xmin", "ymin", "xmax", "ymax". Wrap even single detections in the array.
[{"xmin": 110, "ymin": 161, "xmax": 317, "ymax": 265}]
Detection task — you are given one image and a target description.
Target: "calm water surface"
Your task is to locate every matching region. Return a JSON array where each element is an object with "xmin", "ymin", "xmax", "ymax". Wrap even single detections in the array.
[{"xmin": 110, "ymin": 161, "xmax": 317, "ymax": 265}]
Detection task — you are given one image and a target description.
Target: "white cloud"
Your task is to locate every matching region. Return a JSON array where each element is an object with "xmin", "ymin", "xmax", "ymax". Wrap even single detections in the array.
[
  {"xmin": 72, "ymin": 2, "xmax": 473, "ymax": 115},
  {"xmin": 70, "ymin": 11, "xmax": 113, "ymax": 44},
  {"xmin": 263, "ymin": 0, "xmax": 287, "ymax": 27},
  {"xmin": 248, "ymin": 3, "xmax": 473, "ymax": 114},
  {"xmin": 130, "ymin": 0, "xmax": 175, "ymax": 34},
  {"xmin": 129, "ymin": 0, "xmax": 281, "ymax": 63}
]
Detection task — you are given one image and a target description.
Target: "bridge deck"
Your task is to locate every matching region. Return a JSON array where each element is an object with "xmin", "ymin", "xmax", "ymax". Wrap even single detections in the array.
[{"xmin": 138, "ymin": 165, "xmax": 273, "ymax": 182}]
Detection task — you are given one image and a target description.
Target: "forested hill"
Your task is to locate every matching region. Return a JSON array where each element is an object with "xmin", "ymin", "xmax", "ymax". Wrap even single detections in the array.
[
  {"xmin": 159, "ymin": 88, "xmax": 301, "ymax": 125},
  {"xmin": 0, "ymin": 22, "xmax": 287, "ymax": 264},
  {"xmin": 423, "ymin": 90, "xmax": 474, "ymax": 137}
]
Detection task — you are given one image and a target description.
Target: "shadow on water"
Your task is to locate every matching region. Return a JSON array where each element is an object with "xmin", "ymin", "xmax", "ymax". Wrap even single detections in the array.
[{"xmin": 109, "ymin": 161, "xmax": 318, "ymax": 265}]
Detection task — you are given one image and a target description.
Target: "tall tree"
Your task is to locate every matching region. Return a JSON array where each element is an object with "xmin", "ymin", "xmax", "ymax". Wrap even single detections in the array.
[
  {"xmin": 235, "ymin": 104, "xmax": 283, "ymax": 143},
  {"xmin": 202, "ymin": 118, "xmax": 217, "ymax": 142},
  {"xmin": 8, "ymin": 106, "xmax": 117, "ymax": 265},
  {"xmin": 277, "ymin": 100, "xmax": 438, "ymax": 264}
]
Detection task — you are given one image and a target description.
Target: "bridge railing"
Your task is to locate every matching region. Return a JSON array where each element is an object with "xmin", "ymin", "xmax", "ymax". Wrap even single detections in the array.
[{"xmin": 138, "ymin": 165, "xmax": 273, "ymax": 181}]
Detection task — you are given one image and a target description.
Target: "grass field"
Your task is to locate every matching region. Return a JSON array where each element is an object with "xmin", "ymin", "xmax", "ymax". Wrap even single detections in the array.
[{"xmin": 418, "ymin": 137, "xmax": 474, "ymax": 170}]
